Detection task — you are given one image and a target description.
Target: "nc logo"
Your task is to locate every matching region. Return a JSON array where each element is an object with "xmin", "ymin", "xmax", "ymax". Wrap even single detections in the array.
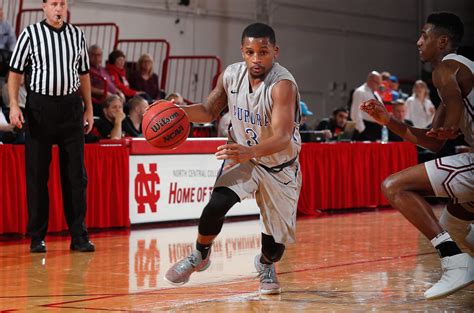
[{"xmin": 135, "ymin": 164, "xmax": 160, "ymax": 214}]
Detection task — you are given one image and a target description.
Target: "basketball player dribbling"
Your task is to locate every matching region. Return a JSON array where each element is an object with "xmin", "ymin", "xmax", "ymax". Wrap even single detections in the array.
[
  {"xmin": 163, "ymin": 23, "xmax": 302, "ymax": 295},
  {"xmin": 360, "ymin": 12, "xmax": 473, "ymax": 299}
]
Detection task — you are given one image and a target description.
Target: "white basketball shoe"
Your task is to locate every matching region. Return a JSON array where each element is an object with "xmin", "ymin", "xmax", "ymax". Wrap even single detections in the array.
[{"xmin": 424, "ymin": 253, "xmax": 474, "ymax": 300}]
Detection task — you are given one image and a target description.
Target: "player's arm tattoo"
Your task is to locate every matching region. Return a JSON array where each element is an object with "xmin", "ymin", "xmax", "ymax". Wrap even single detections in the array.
[
  {"xmin": 204, "ymin": 86, "xmax": 228, "ymax": 120},
  {"xmin": 203, "ymin": 73, "xmax": 228, "ymax": 120}
]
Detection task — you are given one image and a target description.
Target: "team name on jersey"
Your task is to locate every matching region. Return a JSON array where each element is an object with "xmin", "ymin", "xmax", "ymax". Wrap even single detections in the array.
[{"xmin": 233, "ymin": 105, "xmax": 270, "ymax": 127}]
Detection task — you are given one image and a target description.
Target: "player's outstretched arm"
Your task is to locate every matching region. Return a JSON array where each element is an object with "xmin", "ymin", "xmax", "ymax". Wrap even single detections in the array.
[
  {"xmin": 180, "ymin": 73, "xmax": 228, "ymax": 123},
  {"xmin": 360, "ymin": 99, "xmax": 445, "ymax": 152}
]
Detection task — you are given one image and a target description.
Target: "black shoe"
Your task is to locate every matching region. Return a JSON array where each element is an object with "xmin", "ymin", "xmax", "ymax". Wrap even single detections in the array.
[
  {"xmin": 30, "ymin": 240, "xmax": 46, "ymax": 253},
  {"xmin": 70, "ymin": 238, "xmax": 95, "ymax": 252}
]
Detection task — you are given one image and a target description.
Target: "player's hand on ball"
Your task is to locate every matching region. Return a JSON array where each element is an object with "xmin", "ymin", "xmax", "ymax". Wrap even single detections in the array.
[
  {"xmin": 215, "ymin": 143, "xmax": 256, "ymax": 170},
  {"xmin": 426, "ymin": 126, "xmax": 459, "ymax": 140},
  {"xmin": 359, "ymin": 99, "xmax": 390, "ymax": 125},
  {"xmin": 145, "ymin": 99, "xmax": 175, "ymax": 112}
]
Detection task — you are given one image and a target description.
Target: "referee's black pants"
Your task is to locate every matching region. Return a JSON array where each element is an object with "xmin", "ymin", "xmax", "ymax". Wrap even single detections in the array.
[{"xmin": 25, "ymin": 91, "xmax": 89, "ymax": 242}]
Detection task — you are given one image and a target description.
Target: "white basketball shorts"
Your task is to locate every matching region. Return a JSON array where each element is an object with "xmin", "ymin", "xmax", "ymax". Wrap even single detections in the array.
[
  {"xmin": 214, "ymin": 159, "xmax": 302, "ymax": 244},
  {"xmin": 425, "ymin": 152, "xmax": 474, "ymax": 212}
]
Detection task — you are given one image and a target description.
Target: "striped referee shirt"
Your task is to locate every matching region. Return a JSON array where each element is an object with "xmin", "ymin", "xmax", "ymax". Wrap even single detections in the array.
[{"xmin": 9, "ymin": 20, "xmax": 89, "ymax": 96}]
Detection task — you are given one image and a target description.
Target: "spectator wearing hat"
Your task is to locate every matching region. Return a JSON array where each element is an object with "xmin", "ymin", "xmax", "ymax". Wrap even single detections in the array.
[
  {"xmin": 389, "ymin": 75, "xmax": 401, "ymax": 102},
  {"xmin": 299, "ymin": 101, "xmax": 313, "ymax": 131},
  {"xmin": 389, "ymin": 75, "xmax": 409, "ymax": 101}
]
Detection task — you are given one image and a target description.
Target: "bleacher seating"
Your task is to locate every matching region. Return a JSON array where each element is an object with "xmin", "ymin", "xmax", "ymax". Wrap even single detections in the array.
[
  {"xmin": 7, "ymin": 1, "xmax": 222, "ymax": 135},
  {"xmin": 75, "ymin": 23, "xmax": 119, "ymax": 59},
  {"xmin": 1, "ymin": 0, "xmax": 22, "ymax": 36},
  {"xmin": 161, "ymin": 55, "xmax": 221, "ymax": 104},
  {"xmin": 116, "ymin": 39, "xmax": 170, "ymax": 87}
]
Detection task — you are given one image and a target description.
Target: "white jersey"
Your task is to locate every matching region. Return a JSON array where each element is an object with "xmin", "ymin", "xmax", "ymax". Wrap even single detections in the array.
[
  {"xmin": 222, "ymin": 62, "xmax": 301, "ymax": 168},
  {"xmin": 441, "ymin": 53, "xmax": 474, "ymax": 147}
]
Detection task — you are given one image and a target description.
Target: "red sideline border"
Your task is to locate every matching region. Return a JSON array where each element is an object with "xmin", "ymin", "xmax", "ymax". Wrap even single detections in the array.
[{"xmin": 122, "ymin": 138, "xmax": 227, "ymax": 155}]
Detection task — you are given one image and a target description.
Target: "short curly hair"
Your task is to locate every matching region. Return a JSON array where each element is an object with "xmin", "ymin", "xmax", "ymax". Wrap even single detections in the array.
[{"xmin": 427, "ymin": 12, "xmax": 464, "ymax": 49}]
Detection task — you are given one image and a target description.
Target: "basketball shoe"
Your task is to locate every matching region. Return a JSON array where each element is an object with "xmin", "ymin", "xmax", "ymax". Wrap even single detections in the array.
[
  {"xmin": 254, "ymin": 254, "xmax": 281, "ymax": 295},
  {"xmin": 424, "ymin": 253, "xmax": 474, "ymax": 300},
  {"xmin": 164, "ymin": 249, "xmax": 211, "ymax": 285}
]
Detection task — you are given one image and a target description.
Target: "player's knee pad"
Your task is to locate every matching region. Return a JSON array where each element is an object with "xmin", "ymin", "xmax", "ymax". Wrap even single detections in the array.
[
  {"xmin": 261, "ymin": 233, "xmax": 285, "ymax": 263},
  {"xmin": 198, "ymin": 187, "xmax": 240, "ymax": 236}
]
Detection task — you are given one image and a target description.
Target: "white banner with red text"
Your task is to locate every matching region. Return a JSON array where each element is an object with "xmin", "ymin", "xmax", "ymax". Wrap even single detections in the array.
[{"xmin": 129, "ymin": 154, "xmax": 259, "ymax": 224}]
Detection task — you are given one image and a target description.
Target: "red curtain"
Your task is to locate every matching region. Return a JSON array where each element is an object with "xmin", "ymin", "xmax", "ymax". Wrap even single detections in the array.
[
  {"xmin": 0, "ymin": 144, "xmax": 130, "ymax": 234},
  {"xmin": 297, "ymin": 142, "xmax": 418, "ymax": 216},
  {"xmin": 1, "ymin": 141, "xmax": 418, "ymax": 234}
]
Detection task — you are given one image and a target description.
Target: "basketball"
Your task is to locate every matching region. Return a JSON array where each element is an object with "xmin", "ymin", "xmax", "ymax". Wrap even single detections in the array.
[{"xmin": 142, "ymin": 101, "xmax": 190, "ymax": 149}]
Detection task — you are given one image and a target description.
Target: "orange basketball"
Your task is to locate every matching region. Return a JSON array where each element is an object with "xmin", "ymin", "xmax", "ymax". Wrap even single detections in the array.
[{"xmin": 142, "ymin": 101, "xmax": 190, "ymax": 149}]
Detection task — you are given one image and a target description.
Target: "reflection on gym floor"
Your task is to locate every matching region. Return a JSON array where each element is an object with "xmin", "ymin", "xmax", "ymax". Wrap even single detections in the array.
[{"xmin": 1, "ymin": 209, "xmax": 472, "ymax": 311}]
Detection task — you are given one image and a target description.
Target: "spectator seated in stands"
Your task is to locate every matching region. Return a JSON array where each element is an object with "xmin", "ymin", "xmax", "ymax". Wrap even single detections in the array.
[
  {"xmin": 129, "ymin": 53, "xmax": 164, "ymax": 101},
  {"xmin": 389, "ymin": 75, "xmax": 408, "ymax": 101},
  {"xmin": 106, "ymin": 49, "xmax": 152, "ymax": 102},
  {"xmin": 89, "ymin": 45, "xmax": 125, "ymax": 115},
  {"xmin": 92, "ymin": 95, "xmax": 126, "ymax": 140},
  {"xmin": 316, "ymin": 107, "xmax": 349, "ymax": 140},
  {"xmin": 388, "ymin": 100, "xmax": 414, "ymax": 142},
  {"xmin": 122, "ymin": 96, "xmax": 148, "ymax": 137},
  {"xmin": 405, "ymin": 80, "xmax": 435, "ymax": 128},
  {"xmin": 2, "ymin": 72, "xmax": 26, "ymax": 111},
  {"xmin": 0, "ymin": 6, "xmax": 16, "ymax": 86},
  {"xmin": 0, "ymin": 6, "xmax": 16, "ymax": 52},
  {"xmin": 378, "ymin": 71, "xmax": 393, "ymax": 104},
  {"xmin": 166, "ymin": 92, "xmax": 195, "ymax": 136},
  {"xmin": 0, "ymin": 109, "xmax": 15, "ymax": 143},
  {"xmin": 1, "ymin": 72, "xmax": 26, "ymax": 144},
  {"xmin": 299, "ymin": 101, "xmax": 313, "ymax": 131},
  {"xmin": 390, "ymin": 99, "xmax": 435, "ymax": 163}
]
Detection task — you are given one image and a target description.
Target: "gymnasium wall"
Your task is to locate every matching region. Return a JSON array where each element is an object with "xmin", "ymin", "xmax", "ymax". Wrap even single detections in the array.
[{"xmin": 23, "ymin": 0, "xmax": 473, "ymax": 124}]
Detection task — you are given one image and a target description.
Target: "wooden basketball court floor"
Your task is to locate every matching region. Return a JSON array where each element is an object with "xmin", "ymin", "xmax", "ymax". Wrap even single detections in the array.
[{"xmin": 1, "ymin": 208, "xmax": 473, "ymax": 311}]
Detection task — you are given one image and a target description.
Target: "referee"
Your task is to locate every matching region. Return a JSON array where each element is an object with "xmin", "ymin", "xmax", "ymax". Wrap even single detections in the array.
[{"xmin": 9, "ymin": 0, "xmax": 95, "ymax": 253}]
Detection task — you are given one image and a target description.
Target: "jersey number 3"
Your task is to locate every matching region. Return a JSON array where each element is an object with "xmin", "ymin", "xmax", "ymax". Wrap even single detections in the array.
[{"xmin": 245, "ymin": 128, "xmax": 259, "ymax": 146}]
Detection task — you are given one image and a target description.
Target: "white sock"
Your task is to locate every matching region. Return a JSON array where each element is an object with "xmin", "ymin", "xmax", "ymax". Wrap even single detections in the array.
[{"xmin": 430, "ymin": 231, "xmax": 453, "ymax": 248}]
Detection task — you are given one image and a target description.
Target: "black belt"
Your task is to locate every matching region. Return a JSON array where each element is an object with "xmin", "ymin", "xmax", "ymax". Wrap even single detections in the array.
[
  {"xmin": 227, "ymin": 124, "xmax": 298, "ymax": 173},
  {"xmin": 258, "ymin": 155, "xmax": 298, "ymax": 173}
]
